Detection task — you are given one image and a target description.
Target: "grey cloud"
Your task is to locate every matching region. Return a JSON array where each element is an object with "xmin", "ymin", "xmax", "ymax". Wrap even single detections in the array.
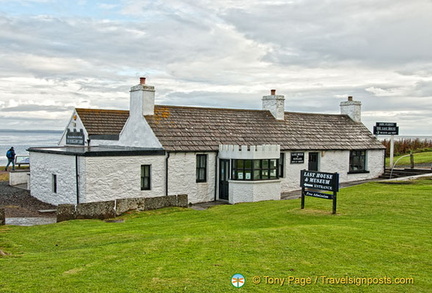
[
  {"xmin": 0, "ymin": 104, "xmax": 74, "ymax": 112},
  {"xmin": 221, "ymin": 0, "xmax": 432, "ymax": 66}
]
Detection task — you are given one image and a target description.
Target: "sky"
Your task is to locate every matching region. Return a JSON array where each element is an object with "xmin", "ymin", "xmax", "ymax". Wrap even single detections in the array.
[{"xmin": 0, "ymin": 0, "xmax": 431, "ymax": 135}]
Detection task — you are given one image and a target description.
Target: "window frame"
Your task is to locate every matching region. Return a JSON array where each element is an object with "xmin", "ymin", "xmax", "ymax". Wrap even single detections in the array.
[
  {"xmin": 52, "ymin": 174, "xmax": 57, "ymax": 193},
  {"xmin": 232, "ymin": 159, "xmax": 279, "ymax": 181},
  {"xmin": 141, "ymin": 165, "xmax": 151, "ymax": 190},
  {"xmin": 279, "ymin": 153, "xmax": 285, "ymax": 178},
  {"xmin": 349, "ymin": 150, "xmax": 369, "ymax": 173},
  {"xmin": 196, "ymin": 154, "xmax": 208, "ymax": 183}
]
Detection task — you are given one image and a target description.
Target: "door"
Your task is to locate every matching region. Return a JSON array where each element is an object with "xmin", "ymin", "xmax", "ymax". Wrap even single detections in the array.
[
  {"xmin": 308, "ymin": 152, "xmax": 319, "ymax": 171},
  {"xmin": 219, "ymin": 159, "xmax": 230, "ymax": 200}
]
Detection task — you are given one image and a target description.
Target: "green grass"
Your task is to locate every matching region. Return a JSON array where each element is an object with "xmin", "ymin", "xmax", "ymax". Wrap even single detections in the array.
[
  {"xmin": 1, "ymin": 178, "xmax": 431, "ymax": 292},
  {"xmin": 386, "ymin": 151, "xmax": 432, "ymax": 167}
]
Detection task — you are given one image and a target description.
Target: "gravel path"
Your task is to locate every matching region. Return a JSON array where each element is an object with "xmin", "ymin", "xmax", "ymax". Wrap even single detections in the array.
[{"xmin": 0, "ymin": 181, "xmax": 56, "ymax": 218}]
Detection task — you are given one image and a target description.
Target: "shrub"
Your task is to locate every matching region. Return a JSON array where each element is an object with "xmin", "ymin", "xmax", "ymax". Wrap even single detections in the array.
[{"xmin": 381, "ymin": 138, "xmax": 432, "ymax": 157}]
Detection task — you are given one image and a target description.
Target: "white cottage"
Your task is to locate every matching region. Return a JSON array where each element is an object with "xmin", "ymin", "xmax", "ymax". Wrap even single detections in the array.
[{"xmin": 29, "ymin": 78, "xmax": 385, "ymax": 206}]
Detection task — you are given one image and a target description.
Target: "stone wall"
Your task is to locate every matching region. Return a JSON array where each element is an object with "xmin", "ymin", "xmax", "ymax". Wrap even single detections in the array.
[
  {"xmin": 0, "ymin": 208, "xmax": 5, "ymax": 225},
  {"xmin": 57, "ymin": 194, "xmax": 188, "ymax": 222},
  {"xmin": 9, "ymin": 171, "xmax": 30, "ymax": 188}
]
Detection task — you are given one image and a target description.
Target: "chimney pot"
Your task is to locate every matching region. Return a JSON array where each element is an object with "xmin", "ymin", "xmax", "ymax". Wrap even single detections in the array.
[
  {"xmin": 271, "ymin": 89, "xmax": 276, "ymax": 95},
  {"xmin": 140, "ymin": 77, "xmax": 146, "ymax": 84},
  {"xmin": 348, "ymin": 96, "xmax": 353, "ymax": 101}
]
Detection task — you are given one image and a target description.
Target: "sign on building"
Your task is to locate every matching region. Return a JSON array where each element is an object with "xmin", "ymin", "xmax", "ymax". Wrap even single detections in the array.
[
  {"xmin": 290, "ymin": 152, "xmax": 305, "ymax": 164},
  {"xmin": 373, "ymin": 122, "xmax": 399, "ymax": 135},
  {"xmin": 66, "ymin": 128, "xmax": 85, "ymax": 145},
  {"xmin": 300, "ymin": 170, "xmax": 339, "ymax": 214}
]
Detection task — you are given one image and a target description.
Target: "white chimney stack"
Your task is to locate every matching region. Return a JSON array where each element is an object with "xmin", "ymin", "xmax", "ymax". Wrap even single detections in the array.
[
  {"xmin": 340, "ymin": 96, "xmax": 361, "ymax": 122},
  {"xmin": 129, "ymin": 77, "xmax": 155, "ymax": 117},
  {"xmin": 262, "ymin": 89, "xmax": 285, "ymax": 120}
]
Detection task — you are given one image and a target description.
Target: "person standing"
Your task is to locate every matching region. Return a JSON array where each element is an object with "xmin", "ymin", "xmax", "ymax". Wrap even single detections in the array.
[{"xmin": 5, "ymin": 147, "xmax": 16, "ymax": 171}]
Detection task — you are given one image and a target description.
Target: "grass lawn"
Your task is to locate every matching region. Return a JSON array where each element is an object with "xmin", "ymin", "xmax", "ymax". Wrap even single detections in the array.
[
  {"xmin": 1, "ymin": 178, "xmax": 431, "ymax": 292},
  {"xmin": 386, "ymin": 151, "xmax": 432, "ymax": 167}
]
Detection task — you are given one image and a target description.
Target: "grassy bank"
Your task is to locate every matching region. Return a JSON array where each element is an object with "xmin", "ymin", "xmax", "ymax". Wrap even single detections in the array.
[
  {"xmin": 386, "ymin": 151, "xmax": 432, "ymax": 167},
  {"xmin": 1, "ymin": 178, "xmax": 431, "ymax": 292}
]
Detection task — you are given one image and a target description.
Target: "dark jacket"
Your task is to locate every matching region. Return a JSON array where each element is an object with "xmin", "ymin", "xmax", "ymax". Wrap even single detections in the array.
[{"xmin": 6, "ymin": 149, "xmax": 15, "ymax": 160}]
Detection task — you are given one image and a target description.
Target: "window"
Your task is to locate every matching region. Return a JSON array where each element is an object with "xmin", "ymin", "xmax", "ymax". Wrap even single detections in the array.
[
  {"xmin": 52, "ymin": 174, "xmax": 57, "ymax": 193},
  {"xmin": 279, "ymin": 153, "xmax": 285, "ymax": 178},
  {"xmin": 141, "ymin": 165, "xmax": 151, "ymax": 190},
  {"xmin": 196, "ymin": 154, "xmax": 207, "ymax": 182},
  {"xmin": 232, "ymin": 159, "xmax": 279, "ymax": 181},
  {"xmin": 349, "ymin": 150, "xmax": 367, "ymax": 173}
]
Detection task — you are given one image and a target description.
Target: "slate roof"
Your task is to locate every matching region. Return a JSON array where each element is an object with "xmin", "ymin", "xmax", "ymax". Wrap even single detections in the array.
[
  {"xmin": 76, "ymin": 106, "xmax": 385, "ymax": 152},
  {"xmin": 76, "ymin": 108, "xmax": 129, "ymax": 135}
]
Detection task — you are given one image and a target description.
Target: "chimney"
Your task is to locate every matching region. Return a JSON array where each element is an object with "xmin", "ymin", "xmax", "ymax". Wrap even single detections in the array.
[
  {"xmin": 340, "ymin": 96, "xmax": 361, "ymax": 122},
  {"xmin": 129, "ymin": 77, "xmax": 155, "ymax": 117},
  {"xmin": 262, "ymin": 89, "xmax": 285, "ymax": 120}
]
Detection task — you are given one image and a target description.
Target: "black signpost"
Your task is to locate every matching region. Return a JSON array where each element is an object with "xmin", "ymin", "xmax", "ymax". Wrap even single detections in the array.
[
  {"xmin": 373, "ymin": 122, "xmax": 399, "ymax": 167},
  {"xmin": 373, "ymin": 122, "xmax": 399, "ymax": 135},
  {"xmin": 300, "ymin": 170, "xmax": 339, "ymax": 214}
]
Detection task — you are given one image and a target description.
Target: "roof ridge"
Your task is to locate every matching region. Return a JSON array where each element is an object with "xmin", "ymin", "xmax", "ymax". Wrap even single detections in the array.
[
  {"xmin": 75, "ymin": 105, "xmax": 344, "ymax": 117},
  {"xmin": 76, "ymin": 108, "xmax": 129, "ymax": 113}
]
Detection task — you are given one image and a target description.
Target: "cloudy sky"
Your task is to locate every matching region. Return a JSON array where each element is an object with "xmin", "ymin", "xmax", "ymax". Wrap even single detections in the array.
[{"xmin": 0, "ymin": 0, "xmax": 431, "ymax": 135}]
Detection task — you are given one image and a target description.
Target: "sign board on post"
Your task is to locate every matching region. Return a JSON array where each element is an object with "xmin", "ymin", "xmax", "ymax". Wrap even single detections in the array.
[
  {"xmin": 300, "ymin": 170, "xmax": 339, "ymax": 214},
  {"xmin": 373, "ymin": 122, "xmax": 399, "ymax": 167},
  {"xmin": 373, "ymin": 122, "xmax": 399, "ymax": 135}
]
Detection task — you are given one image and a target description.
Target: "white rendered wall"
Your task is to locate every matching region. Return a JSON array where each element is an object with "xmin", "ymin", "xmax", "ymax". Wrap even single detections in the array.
[
  {"xmin": 83, "ymin": 155, "xmax": 166, "ymax": 203},
  {"xmin": 118, "ymin": 83, "xmax": 162, "ymax": 148},
  {"xmin": 168, "ymin": 152, "xmax": 216, "ymax": 204},
  {"xmin": 9, "ymin": 171, "xmax": 30, "ymax": 188},
  {"xmin": 118, "ymin": 115, "xmax": 162, "ymax": 148},
  {"xmin": 319, "ymin": 149, "xmax": 384, "ymax": 182},
  {"xmin": 29, "ymin": 152, "xmax": 82, "ymax": 205},
  {"xmin": 340, "ymin": 100, "xmax": 362, "ymax": 122},
  {"xmin": 262, "ymin": 94, "xmax": 285, "ymax": 120},
  {"xmin": 59, "ymin": 110, "xmax": 88, "ymax": 146},
  {"xmin": 280, "ymin": 151, "xmax": 307, "ymax": 192},
  {"xmin": 228, "ymin": 180, "xmax": 281, "ymax": 204},
  {"xmin": 219, "ymin": 144, "xmax": 280, "ymax": 160},
  {"xmin": 280, "ymin": 150, "xmax": 385, "ymax": 192}
]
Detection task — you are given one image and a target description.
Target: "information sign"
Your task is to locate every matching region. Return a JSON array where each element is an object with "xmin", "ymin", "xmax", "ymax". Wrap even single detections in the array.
[
  {"xmin": 300, "ymin": 170, "xmax": 339, "ymax": 214},
  {"xmin": 290, "ymin": 152, "xmax": 305, "ymax": 164}
]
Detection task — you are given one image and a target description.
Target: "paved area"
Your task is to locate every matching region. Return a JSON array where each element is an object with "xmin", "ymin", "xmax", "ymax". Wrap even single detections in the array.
[{"xmin": 0, "ymin": 180, "xmax": 56, "ymax": 218}]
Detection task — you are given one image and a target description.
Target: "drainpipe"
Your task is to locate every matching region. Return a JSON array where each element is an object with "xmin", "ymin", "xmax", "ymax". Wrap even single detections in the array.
[
  {"xmin": 75, "ymin": 155, "xmax": 80, "ymax": 204},
  {"xmin": 165, "ymin": 152, "xmax": 170, "ymax": 196},
  {"xmin": 214, "ymin": 151, "xmax": 219, "ymax": 201}
]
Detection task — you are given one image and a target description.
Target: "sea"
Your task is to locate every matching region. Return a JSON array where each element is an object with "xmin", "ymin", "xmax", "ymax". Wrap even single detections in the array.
[{"xmin": 0, "ymin": 129, "xmax": 63, "ymax": 166}]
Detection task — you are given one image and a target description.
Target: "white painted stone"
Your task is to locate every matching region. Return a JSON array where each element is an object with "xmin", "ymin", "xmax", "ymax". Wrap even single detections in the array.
[
  {"xmin": 340, "ymin": 98, "xmax": 362, "ymax": 122},
  {"xmin": 9, "ymin": 171, "xmax": 30, "ymax": 187},
  {"xmin": 130, "ymin": 83, "xmax": 155, "ymax": 116},
  {"xmin": 59, "ymin": 110, "xmax": 88, "ymax": 146},
  {"xmin": 228, "ymin": 180, "xmax": 281, "ymax": 204},
  {"xmin": 30, "ymin": 152, "xmax": 80, "ymax": 205},
  {"xmin": 280, "ymin": 149, "xmax": 385, "ymax": 192},
  {"xmin": 118, "ymin": 115, "xmax": 162, "ymax": 148},
  {"xmin": 83, "ymin": 155, "xmax": 166, "ymax": 203},
  {"xmin": 29, "ymin": 151, "xmax": 167, "ymax": 205},
  {"xmin": 219, "ymin": 145, "xmax": 280, "ymax": 160},
  {"xmin": 117, "ymin": 83, "xmax": 162, "ymax": 148},
  {"xmin": 262, "ymin": 93, "xmax": 285, "ymax": 120},
  {"xmin": 167, "ymin": 152, "xmax": 216, "ymax": 204}
]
